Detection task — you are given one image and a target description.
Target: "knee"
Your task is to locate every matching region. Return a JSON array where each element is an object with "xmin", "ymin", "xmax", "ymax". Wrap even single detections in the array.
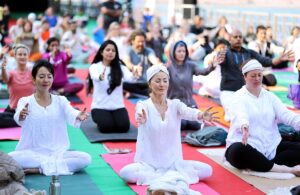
[
  {"xmin": 80, "ymin": 152, "xmax": 92, "ymax": 167},
  {"xmin": 226, "ymin": 143, "xmax": 247, "ymax": 159},
  {"xmin": 116, "ymin": 122, "xmax": 130, "ymax": 133},
  {"xmin": 120, "ymin": 165, "xmax": 138, "ymax": 183},
  {"xmin": 198, "ymin": 164, "xmax": 213, "ymax": 180},
  {"xmin": 8, "ymin": 152, "xmax": 21, "ymax": 165},
  {"xmin": 225, "ymin": 143, "xmax": 249, "ymax": 168}
]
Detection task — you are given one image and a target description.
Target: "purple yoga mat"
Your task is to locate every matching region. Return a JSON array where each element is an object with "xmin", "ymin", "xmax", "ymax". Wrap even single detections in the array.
[{"xmin": 288, "ymin": 84, "xmax": 300, "ymax": 109}]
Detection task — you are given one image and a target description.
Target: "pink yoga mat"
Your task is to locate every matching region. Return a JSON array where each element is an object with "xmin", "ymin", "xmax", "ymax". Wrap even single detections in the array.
[
  {"xmin": 0, "ymin": 108, "xmax": 21, "ymax": 140},
  {"xmin": 0, "ymin": 127, "xmax": 21, "ymax": 140},
  {"xmin": 102, "ymin": 153, "xmax": 219, "ymax": 195}
]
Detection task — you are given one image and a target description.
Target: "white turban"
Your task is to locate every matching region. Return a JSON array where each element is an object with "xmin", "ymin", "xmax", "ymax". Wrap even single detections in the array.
[
  {"xmin": 242, "ymin": 59, "xmax": 263, "ymax": 74},
  {"xmin": 146, "ymin": 65, "xmax": 169, "ymax": 82}
]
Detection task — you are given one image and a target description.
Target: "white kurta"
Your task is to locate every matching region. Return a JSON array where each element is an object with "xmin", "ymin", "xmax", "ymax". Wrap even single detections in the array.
[
  {"xmin": 227, "ymin": 86, "xmax": 300, "ymax": 160},
  {"xmin": 120, "ymin": 98, "xmax": 212, "ymax": 189},
  {"xmin": 9, "ymin": 94, "xmax": 87, "ymax": 175}
]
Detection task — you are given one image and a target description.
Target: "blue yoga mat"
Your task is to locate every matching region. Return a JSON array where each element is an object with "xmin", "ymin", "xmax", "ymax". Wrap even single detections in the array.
[{"xmin": 25, "ymin": 171, "xmax": 103, "ymax": 195}]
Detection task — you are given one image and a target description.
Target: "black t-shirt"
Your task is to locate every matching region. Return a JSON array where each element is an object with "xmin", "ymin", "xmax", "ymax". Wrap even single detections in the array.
[{"xmin": 101, "ymin": 1, "xmax": 122, "ymax": 30}]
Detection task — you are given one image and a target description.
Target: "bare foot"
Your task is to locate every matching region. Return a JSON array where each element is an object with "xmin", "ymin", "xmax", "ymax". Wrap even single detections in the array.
[
  {"xmin": 292, "ymin": 165, "xmax": 300, "ymax": 176},
  {"xmin": 24, "ymin": 168, "xmax": 40, "ymax": 174}
]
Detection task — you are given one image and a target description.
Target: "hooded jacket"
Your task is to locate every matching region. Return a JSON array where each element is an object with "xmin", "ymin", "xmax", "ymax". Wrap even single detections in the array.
[{"xmin": 167, "ymin": 41, "xmax": 214, "ymax": 107}]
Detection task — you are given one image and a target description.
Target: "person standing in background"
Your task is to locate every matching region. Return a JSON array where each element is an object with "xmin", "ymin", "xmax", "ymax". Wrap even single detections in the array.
[{"xmin": 100, "ymin": 0, "xmax": 122, "ymax": 33}]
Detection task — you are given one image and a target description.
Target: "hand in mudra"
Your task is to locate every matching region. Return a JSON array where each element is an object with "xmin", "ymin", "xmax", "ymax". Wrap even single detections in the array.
[
  {"xmin": 241, "ymin": 124, "xmax": 249, "ymax": 145},
  {"xmin": 76, "ymin": 108, "xmax": 88, "ymax": 121},
  {"xmin": 19, "ymin": 103, "xmax": 29, "ymax": 121},
  {"xmin": 200, "ymin": 107, "xmax": 219, "ymax": 123},
  {"xmin": 137, "ymin": 109, "xmax": 147, "ymax": 125},
  {"xmin": 99, "ymin": 66, "xmax": 106, "ymax": 81}
]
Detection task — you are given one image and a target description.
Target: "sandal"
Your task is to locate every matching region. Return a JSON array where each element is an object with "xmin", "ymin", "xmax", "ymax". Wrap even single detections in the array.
[{"xmin": 108, "ymin": 148, "xmax": 131, "ymax": 154}]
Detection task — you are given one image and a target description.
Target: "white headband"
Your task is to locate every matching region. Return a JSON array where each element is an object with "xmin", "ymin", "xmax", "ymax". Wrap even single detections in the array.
[
  {"xmin": 242, "ymin": 59, "xmax": 263, "ymax": 74},
  {"xmin": 146, "ymin": 65, "xmax": 169, "ymax": 82}
]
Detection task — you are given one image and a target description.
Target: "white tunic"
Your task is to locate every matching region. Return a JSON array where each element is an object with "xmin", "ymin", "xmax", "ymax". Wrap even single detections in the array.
[
  {"xmin": 227, "ymin": 86, "xmax": 300, "ymax": 160},
  {"xmin": 121, "ymin": 98, "xmax": 212, "ymax": 187},
  {"xmin": 135, "ymin": 98, "xmax": 199, "ymax": 168},
  {"xmin": 89, "ymin": 62, "xmax": 134, "ymax": 110},
  {"xmin": 12, "ymin": 94, "xmax": 81, "ymax": 175}
]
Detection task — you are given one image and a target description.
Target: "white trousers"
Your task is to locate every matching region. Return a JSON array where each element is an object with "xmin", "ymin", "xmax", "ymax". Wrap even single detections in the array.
[
  {"xmin": 9, "ymin": 150, "xmax": 91, "ymax": 173},
  {"xmin": 220, "ymin": 90, "xmax": 235, "ymax": 121},
  {"xmin": 120, "ymin": 160, "xmax": 212, "ymax": 185}
]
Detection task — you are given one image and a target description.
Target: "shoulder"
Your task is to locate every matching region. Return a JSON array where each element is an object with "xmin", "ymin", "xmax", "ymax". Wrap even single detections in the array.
[
  {"xmin": 146, "ymin": 47, "xmax": 155, "ymax": 53},
  {"xmin": 120, "ymin": 65, "xmax": 129, "ymax": 71},
  {"xmin": 263, "ymin": 89, "xmax": 278, "ymax": 99},
  {"xmin": 53, "ymin": 94, "xmax": 69, "ymax": 105},
  {"xmin": 232, "ymin": 87, "xmax": 247, "ymax": 99},
  {"xmin": 186, "ymin": 60, "xmax": 197, "ymax": 68},
  {"xmin": 168, "ymin": 98, "xmax": 182, "ymax": 106},
  {"xmin": 19, "ymin": 94, "xmax": 33, "ymax": 102},
  {"xmin": 89, "ymin": 62, "xmax": 100, "ymax": 70}
]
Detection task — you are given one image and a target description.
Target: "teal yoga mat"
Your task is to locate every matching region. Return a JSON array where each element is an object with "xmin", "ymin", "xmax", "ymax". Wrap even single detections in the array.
[{"xmin": 25, "ymin": 171, "xmax": 103, "ymax": 195}]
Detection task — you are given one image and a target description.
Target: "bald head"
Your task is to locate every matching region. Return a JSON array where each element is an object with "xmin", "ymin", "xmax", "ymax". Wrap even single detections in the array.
[{"xmin": 229, "ymin": 29, "xmax": 243, "ymax": 50}]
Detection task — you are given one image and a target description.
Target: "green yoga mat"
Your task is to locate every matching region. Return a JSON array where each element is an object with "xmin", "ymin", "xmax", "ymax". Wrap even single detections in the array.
[{"xmin": 25, "ymin": 171, "xmax": 103, "ymax": 195}]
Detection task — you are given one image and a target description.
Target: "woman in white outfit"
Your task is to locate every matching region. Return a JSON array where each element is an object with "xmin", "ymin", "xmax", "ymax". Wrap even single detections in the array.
[
  {"xmin": 120, "ymin": 65, "xmax": 218, "ymax": 194},
  {"xmin": 225, "ymin": 59, "xmax": 300, "ymax": 176},
  {"xmin": 9, "ymin": 60, "xmax": 91, "ymax": 176}
]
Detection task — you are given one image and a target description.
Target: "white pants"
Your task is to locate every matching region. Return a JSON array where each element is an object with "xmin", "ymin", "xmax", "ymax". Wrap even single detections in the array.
[
  {"xmin": 120, "ymin": 160, "xmax": 212, "ymax": 185},
  {"xmin": 220, "ymin": 90, "xmax": 235, "ymax": 121},
  {"xmin": 9, "ymin": 150, "xmax": 91, "ymax": 173}
]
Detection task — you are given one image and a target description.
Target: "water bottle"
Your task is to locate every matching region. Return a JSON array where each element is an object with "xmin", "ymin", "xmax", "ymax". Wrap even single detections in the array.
[{"xmin": 49, "ymin": 175, "xmax": 61, "ymax": 195}]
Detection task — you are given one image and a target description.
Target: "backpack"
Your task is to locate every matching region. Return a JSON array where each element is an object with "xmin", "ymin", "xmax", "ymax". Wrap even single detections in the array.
[
  {"xmin": 184, "ymin": 126, "xmax": 228, "ymax": 147},
  {"xmin": 278, "ymin": 123, "xmax": 300, "ymax": 142}
]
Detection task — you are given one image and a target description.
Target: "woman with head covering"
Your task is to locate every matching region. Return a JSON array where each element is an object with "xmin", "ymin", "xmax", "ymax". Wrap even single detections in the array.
[
  {"xmin": 120, "ymin": 65, "xmax": 218, "ymax": 194},
  {"xmin": 225, "ymin": 59, "xmax": 300, "ymax": 176},
  {"xmin": 0, "ymin": 44, "xmax": 34, "ymax": 128},
  {"xmin": 167, "ymin": 40, "xmax": 217, "ymax": 130}
]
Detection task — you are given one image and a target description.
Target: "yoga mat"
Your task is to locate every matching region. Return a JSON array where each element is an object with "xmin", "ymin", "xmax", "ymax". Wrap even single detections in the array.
[
  {"xmin": 0, "ymin": 126, "xmax": 21, "ymax": 140},
  {"xmin": 0, "ymin": 98, "xmax": 9, "ymax": 106},
  {"xmin": 102, "ymin": 152, "xmax": 220, "ymax": 195},
  {"xmin": 267, "ymin": 86, "xmax": 288, "ymax": 92},
  {"xmin": 71, "ymin": 69, "xmax": 92, "ymax": 112},
  {"xmin": 69, "ymin": 75, "xmax": 84, "ymax": 84},
  {"xmin": 103, "ymin": 142, "xmax": 264, "ymax": 195},
  {"xmin": 80, "ymin": 117, "xmax": 138, "ymax": 142},
  {"xmin": 193, "ymin": 95, "xmax": 230, "ymax": 128},
  {"xmin": 66, "ymin": 94, "xmax": 84, "ymax": 104},
  {"xmin": 197, "ymin": 148, "xmax": 300, "ymax": 194},
  {"xmin": 25, "ymin": 171, "xmax": 103, "ymax": 195}
]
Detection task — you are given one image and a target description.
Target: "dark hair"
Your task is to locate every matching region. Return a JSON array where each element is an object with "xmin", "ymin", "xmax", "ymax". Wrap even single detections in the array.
[
  {"xmin": 87, "ymin": 40, "xmax": 123, "ymax": 94},
  {"xmin": 214, "ymin": 38, "xmax": 230, "ymax": 49},
  {"xmin": 256, "ymin": 25, "xmax": 266, "ymax": 35},
  {"xmin": 46, "ymin": 37, "xmax": 60, "ymax": 52},
  {"xmin": 32, "ymin": 59, "xmax": 54, "ymax": 78},
  {"xmin": 173, "ymin": 41, "xmax": 189, "ymax": 62},
  {"xmin": 128, "ymin": 29, "xmax": 146, "ymax": 44}
]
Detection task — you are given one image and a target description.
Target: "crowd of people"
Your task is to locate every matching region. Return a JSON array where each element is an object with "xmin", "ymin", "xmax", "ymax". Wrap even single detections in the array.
[{"xmin": 1, "ymin": 0, "xmax": 300, "ymax": 194}]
